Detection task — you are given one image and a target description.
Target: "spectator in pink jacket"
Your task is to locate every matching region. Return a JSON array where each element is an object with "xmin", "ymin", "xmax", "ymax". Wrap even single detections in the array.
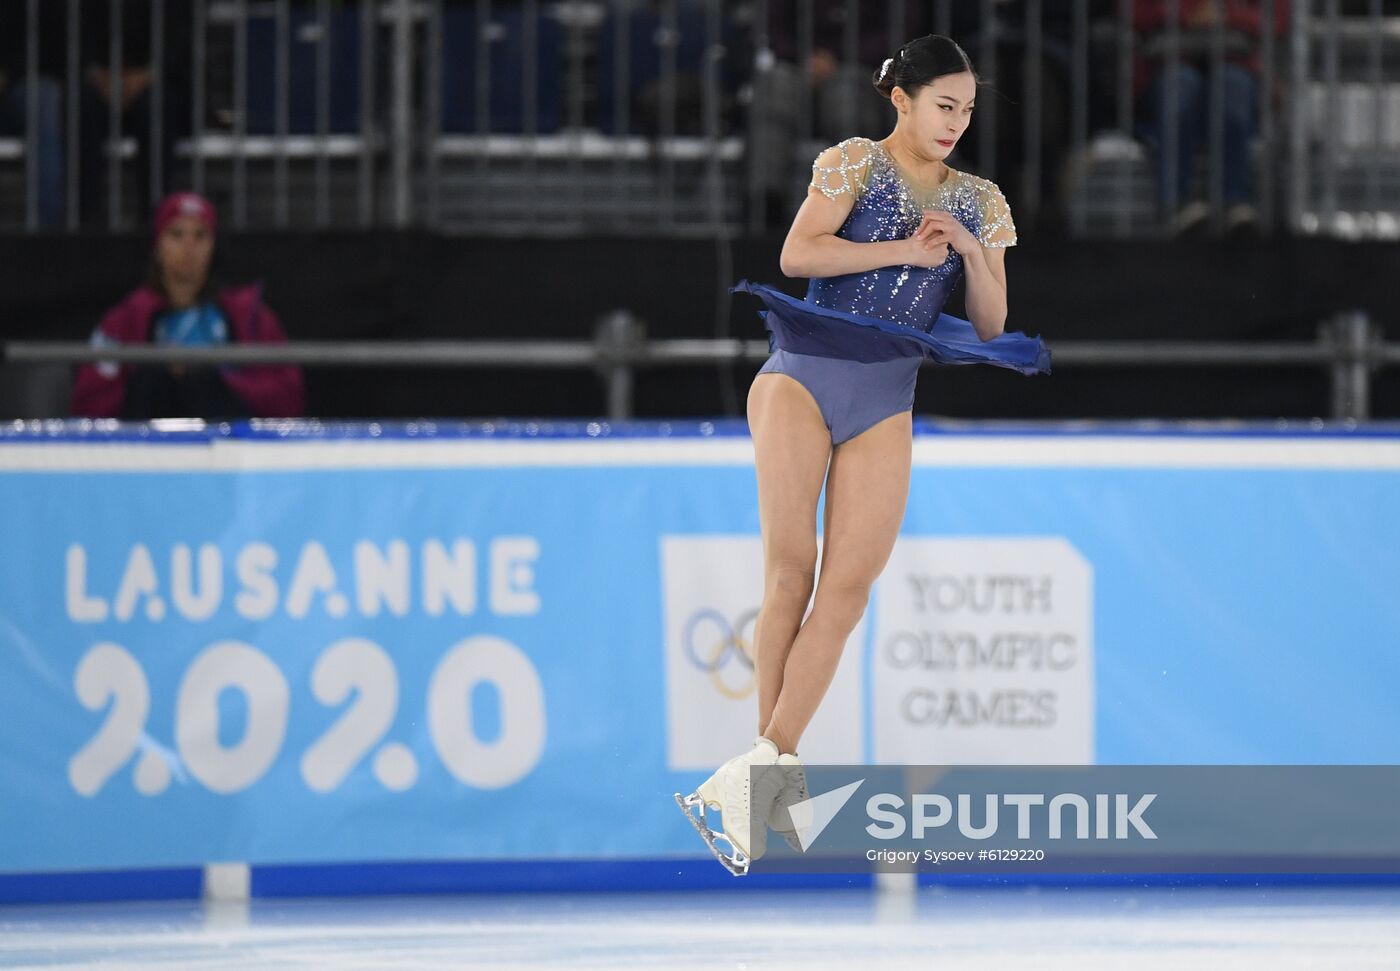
[{"xmin": 71, "ymin": 192, "xmax": 305, "ymax": 420}]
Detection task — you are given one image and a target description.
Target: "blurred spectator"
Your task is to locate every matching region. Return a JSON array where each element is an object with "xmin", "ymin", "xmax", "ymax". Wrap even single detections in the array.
[
  {"xmin": 627, "ymin": 0, "xmax": 743, "ymax": 138},
  {"xmin": 752, "ymin": 2, "xmax": 930, "ymax": 222},
  {"xmin": 1134, "ymin": 0, "xmax": 1289, "ymax": 235},
  {"xmin": 72, "ymin": 192, "xmax": 305, "ymax": 421},
  {"xmin": 0, "ymin": 5, "xmax": 68, "ymax": 229},
  {"xmin": 78, "ymin": 0, "xmax": 194, "ymax": 227},
  {"xmin": 0, "ymin": 2, "xmax": 194, "ymax": 228}
]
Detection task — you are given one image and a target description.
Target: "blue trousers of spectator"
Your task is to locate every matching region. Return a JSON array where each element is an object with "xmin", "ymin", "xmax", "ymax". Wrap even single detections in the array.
[
  {"xmin": 1141, "ymin": 61, "xmax": 1258, "ymax": 212},
  {"xmin": 0, "ymin": 77, "xmax": 65, "ymax": 229}
]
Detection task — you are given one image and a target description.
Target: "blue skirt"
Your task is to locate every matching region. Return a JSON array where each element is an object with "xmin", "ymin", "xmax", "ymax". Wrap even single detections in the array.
[{"xmin": 732, "ymin": 279, "xmax": 1051, "ymax": 376}]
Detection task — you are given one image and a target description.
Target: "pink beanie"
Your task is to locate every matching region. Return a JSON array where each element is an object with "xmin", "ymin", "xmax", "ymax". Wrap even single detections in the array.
[{"xmin": 152, "ymin": 191, "xmax": 218, "ymax": 244}]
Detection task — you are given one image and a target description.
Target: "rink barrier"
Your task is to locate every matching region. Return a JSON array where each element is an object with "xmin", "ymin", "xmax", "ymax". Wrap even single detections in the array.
[{"xmin": 4, "ymin": 419, "xmax": 1400, "ymax": 903}]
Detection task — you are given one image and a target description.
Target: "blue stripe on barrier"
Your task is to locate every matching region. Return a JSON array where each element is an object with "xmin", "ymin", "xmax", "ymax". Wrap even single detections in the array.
[
  {"xmin": 0, "ymin": 867, "xmax": 203, "ymax": 905},
  {"xmin": 0, "ymin": 862, "xmax": 870, "ymax": 904},
  {"xmin": 3, "ymin": 860, "xmax": 1396, "ymax": 906},
  {"xmin": 251, "ymin": 859, "xmax": 874, "ymax": 897},
  {"xmin": 918, "ymin": 871, "xmax": 1400, "ymax": 888},
  {"xmin": 0, "ymin": 419, "xmax": 754, "ymax": 443}
]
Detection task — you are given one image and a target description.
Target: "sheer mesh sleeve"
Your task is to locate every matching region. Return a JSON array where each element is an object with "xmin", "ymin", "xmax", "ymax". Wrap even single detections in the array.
[
  {"xmin": 977, "ymin": 180, "xmax": 1018, "ymax": 248},
  {"xmin": 808, "ymin": 138, "xmax": 873, "ymax": 202}
]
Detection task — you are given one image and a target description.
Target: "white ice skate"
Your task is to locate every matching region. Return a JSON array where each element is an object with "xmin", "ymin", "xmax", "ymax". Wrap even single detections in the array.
[
  {"xmin": 768, "ymin": 752, "xmax": 811, "ymax": 853},
  {"xmin": 674, "ymin": 735, "xmax": 784, "ymax": 876}
]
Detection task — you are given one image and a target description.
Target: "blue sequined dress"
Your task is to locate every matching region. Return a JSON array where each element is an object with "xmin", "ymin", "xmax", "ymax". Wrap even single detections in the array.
[{"xmin": 734, "ymin": 137, "xmax": 1050, "ymax": 376}]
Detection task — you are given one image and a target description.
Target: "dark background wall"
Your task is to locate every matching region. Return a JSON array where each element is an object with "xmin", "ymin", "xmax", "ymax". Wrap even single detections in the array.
[{"xmin": 2, "ymin": 233, "xmax": 1397, "ymax": 420}]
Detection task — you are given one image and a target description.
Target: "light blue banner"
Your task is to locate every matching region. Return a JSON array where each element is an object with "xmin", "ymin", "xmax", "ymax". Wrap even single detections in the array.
[{"xmin": 2, "ymin": 421, "xmax": 1398, "ymax": 873}]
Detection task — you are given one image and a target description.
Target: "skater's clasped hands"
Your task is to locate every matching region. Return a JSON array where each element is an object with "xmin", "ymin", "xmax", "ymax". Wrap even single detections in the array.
[
  {"xmin": 908, "ymin": 209, "xmax": 979, "ymax": 263},
  {"xmin": 904, "ymin": 234, "xmax": 950, "ymax": 268}
]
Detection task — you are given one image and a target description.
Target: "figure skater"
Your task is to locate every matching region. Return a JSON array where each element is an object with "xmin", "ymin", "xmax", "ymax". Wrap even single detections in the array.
[{"xmin": 676, "ymin": 34, "xmax": 1050, "ymax": 876}]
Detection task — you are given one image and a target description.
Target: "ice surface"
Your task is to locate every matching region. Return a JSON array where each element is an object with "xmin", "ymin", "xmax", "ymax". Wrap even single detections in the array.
[{"xmin": 2, "ymin": 884, "xmax": 1399, "ymax": 970}]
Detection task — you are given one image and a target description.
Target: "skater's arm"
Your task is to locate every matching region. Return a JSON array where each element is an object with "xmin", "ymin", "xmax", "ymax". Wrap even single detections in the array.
[
  {"xmin": 779, "ymin": 193, "xmax": 946, "ymax": 278},
  {"xmin": 779, "ymin": 142, "xmax": 946, "ymax": 279},
  {"xmin": 918, "ymin": 209, "xmax": 1008, "ymax": 341},
  {"xmin": 962, "ymin": 246, "xmax": 1008, "ymax": 341}
]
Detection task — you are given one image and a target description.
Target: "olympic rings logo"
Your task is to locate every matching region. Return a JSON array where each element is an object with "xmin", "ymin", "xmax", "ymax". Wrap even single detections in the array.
[{"xmin": 682, "ymin": 607, "xmax": 760, "ymax": 699}]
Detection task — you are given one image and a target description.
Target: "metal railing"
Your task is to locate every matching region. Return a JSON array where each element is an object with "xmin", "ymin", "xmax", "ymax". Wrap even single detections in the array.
[
  {"xmin": 2, "ymin": 310, "xmax": 1390, "ymax": 420},
  {"xmin": 2, "ymin": 1, "xmax": 1398, "ymax": 237}
]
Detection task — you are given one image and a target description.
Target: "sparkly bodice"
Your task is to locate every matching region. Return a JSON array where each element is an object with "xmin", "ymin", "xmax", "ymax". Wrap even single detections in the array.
[{"xmin": 805, "ymin": 137, "xmax": 1017, "ymax": 331}]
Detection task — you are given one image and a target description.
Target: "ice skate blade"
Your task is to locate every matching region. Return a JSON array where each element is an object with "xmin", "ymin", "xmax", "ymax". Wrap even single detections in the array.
[{"xmin": 673, "ymin": 790, "xmax": 751, "ymax": 877}]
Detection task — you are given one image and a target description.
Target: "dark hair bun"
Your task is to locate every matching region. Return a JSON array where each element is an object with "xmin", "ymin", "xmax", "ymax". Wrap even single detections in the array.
[
  {"xmin": 872, "ymin": 55, "xmax": 897, "ymax": 99},
  {"xmin": 870, "ymin": 35, "xmax": 977, "ymax": 100}
]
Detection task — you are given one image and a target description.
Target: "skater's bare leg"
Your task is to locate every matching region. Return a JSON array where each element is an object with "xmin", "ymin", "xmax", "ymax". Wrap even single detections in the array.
[
  {"xmin": 746, "ymin": 372, "xmax": 831, "ymax": 738},
  {"xmin": 762, "ymin": 410, "xmax": 912, "ymax": 755}
]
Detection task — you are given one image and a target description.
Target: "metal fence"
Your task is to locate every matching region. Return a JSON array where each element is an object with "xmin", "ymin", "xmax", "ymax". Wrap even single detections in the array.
[
  {"xmin": 2, "ymin": 308, "xmax": 1391, "ymax": 420},
  {"xmin": 1, "ymin": 1, "xmax": 1398, "ymax": 237}
]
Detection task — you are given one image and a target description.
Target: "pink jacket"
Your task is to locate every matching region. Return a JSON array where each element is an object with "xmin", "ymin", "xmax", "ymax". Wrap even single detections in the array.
[{"xmin": 71, "ymin": 283, "xmax": 305, "ymax": 419}]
